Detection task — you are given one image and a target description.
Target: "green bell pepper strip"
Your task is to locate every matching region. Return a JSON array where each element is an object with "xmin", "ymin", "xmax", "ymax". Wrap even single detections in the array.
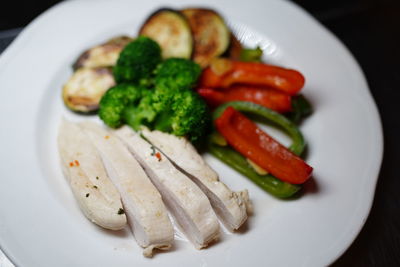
[
  {"xmin": 208, "ymin": 101, "xmax": 307, "ymax": 198},
  {"xmin": 207, "ymin": 142, "xmax": 301, "ymax": 198}
]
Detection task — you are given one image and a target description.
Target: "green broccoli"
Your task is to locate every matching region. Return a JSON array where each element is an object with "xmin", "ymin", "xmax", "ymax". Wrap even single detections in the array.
[
  {"xmin": 99, "ymin": 52, "xmax": 210, "ymax": 142},
  {"xmin": 123, "ymin": 90, "xmax": 158, "ymax": 130},
  {"xmin": 165, "ymin": 89, "xmax": 211, "ymax": 141},
  {"xmin": 98, "ymin": 83, "xmax": 146, "ymax": 128},
  {"xmin": 113, "ymin": 36, "xmax": 162, "ymax": 85},
  {"xmin": 155, "ymin": 58, "xmax": 201, "ymax": 91}
]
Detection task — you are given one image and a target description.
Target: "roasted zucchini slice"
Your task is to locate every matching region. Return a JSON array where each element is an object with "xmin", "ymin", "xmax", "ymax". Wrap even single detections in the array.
[
  {"xmin": 139, "ymin": 8, "xmax": 193, "ymax": 59},
  {"xmin": 181, "ymin": 8, "xmax": 231, "ymax": 67},
  {"xmin": 73, "ymin": 35, "xmax": 133, "ymax": 70},
  {"xmin": 62, "ymin": 67, "xmax": 115, "ymax": 113}
]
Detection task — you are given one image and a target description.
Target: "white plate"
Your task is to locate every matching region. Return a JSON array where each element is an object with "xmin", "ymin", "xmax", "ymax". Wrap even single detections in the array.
[{"xmin": 0, "ymin": 0, "xmax": 383, "ymax": 266}]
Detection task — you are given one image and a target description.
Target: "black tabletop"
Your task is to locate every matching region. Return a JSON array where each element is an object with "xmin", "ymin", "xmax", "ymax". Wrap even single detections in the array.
[{"xmin": 1, "ymin": 0, "xmax": 399, "ymax": 266}]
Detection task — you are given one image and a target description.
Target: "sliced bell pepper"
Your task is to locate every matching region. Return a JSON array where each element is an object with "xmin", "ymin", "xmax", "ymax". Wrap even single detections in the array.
[
  {"xmin": 207, "ymin": 141, "xmax": 301, "ymax": 198},
  {"xmin": 197, "ymin": 85, "xmax": 292, "ymax": 113},
  {"xmin": 214, "ymin": 106, "xmax": 313, "ymax": 184},
  {"xmin": 199, "ymin": 60, "xmax": 305, "ymax": 95}
]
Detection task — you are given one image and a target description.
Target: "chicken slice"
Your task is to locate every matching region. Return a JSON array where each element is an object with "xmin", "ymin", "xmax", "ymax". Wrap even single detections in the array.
[
  {"xmin": 57, "ymin": 119, "xmax": 127, "ymax": 230},
  {"xmin": 79, "ymin": 122, "xmax": 174, "ymax": 257},
  {"xmin": 141, "ymin": 128, "xmax": 250, "ymax": 231},
  {"xmin": 115, "ymin": 126, "xmax": 220, "ymax": 249}
]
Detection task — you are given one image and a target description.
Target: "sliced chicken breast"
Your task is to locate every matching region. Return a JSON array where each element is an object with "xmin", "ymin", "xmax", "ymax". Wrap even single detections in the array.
[
  {"xmin": 141, "ymin": 128, "xmax": 250, "ymax": 231},
  {"xmin": 57, "ymin": 119, "xmax": 127, "ymax": 230},
  {"xmin": 115, "ymin": 126, "xmax": 220, "ymax": 249},
  {"xmin": 79, "ymin": 122, "xmax": 174, "ymax": 257}
]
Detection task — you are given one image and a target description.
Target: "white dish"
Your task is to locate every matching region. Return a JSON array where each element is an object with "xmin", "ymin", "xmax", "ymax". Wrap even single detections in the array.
[{"xmin": 0, "ymin": 0, "xmax": 383, "ymax": 266}]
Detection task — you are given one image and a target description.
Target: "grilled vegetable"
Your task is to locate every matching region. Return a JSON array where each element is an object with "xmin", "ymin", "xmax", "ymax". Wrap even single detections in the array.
[
  {"xmin": 197, "ymin": 85, "xmax": 292, "ymax": 113},
  {"xmin": 215, "ymin": 106, "xmax": 313, "ymax": 184},
  {"xmin": 73, "ymin": 35, "xmax": 133, "ymax": 70},
  {"xmin": 139, "ymin": 8, "xmax": 193, "ymax": 59},
  {"xmin": 226, "ymin": 33, "xmax": 243, "ymax": 60},
  {"xmin": 181, "ymin": 8, "xmax": 230, "ymax": 67},
  {"xmin": 199, "ymin": 59, "xmax": 305, "ymax": 95},
  {"xmin": 62, "ymin": 67, "xmax": 115, "ymax": 113}
]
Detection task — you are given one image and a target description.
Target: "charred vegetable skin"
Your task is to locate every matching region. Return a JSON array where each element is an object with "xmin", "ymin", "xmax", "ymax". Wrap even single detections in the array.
[
  {"xmin": 209, "ymin": 101, "xmax": 310, "ymax": 197},
  {"xmin": 62, "ymin": 67, "xmax": 115, "ymax": 113},
  {"xmin": 139, "ymin": 9, "xmax": 193, "ymax": 59},
  {"xmin": 73, "ymin": 36, "xmax": 133, "ymax": 70},
  {"xmin": 181, "ymin": 8, "xmax": 231, "ymax": 67}
]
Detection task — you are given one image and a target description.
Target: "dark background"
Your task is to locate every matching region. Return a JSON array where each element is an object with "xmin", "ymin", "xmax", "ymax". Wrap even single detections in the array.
[{"xmin": 1, "ymin": 0, "xmax": 399, "ymax": 266}]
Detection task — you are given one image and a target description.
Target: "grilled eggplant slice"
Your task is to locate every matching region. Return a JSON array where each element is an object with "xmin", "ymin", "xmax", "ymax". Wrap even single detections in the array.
[
  {"xmin": 62, "ymin": 67, "xmax": 115, "ymax": 113},
  {"xmin": 181, "ymin": 8, "xmax": 230, "ymax": 67},
  {"xmin": 139, "ymin": 9, "xmax": 193, "ymax": 59},
  {"xmin": 73, "ymin": 35, "xmax": 133, "ymax": 70}
]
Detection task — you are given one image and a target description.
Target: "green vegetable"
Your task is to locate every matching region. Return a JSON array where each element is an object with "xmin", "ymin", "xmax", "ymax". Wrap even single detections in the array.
[
  {"xmin": 151, "ymin": 58, "xmax": 209, "ymax": 141},
  {"xmin": 113, "ymin": 36, "xmax": 162, "ymax": 85},
  {"xmin": 99, "ymin": 56, "xmax": 210, "ymax": 142},
  {"xmin": 152, "ymin": 88, "xmax": 211, "ymax": 142},
  {"xmin": 98, "ymin": 83, "xmax": 146, "ymax": 128},
  {"xmin": 207, "ymin": 142, "xmax": 301, "ymax": 198},
  {"xmin": 154, "ymin": 58, "xmax": 201, "ymax": 91},
  {"xmin": 285, "ymin": 94, "xmax": 313, "ymax": 124},
  {"xmin": 209, "ymin": 101, "xmax": 307, "ymax": 198},
  {"xmin": 239, "ymin": 46, "xmax": 263, "ymax": 62}
]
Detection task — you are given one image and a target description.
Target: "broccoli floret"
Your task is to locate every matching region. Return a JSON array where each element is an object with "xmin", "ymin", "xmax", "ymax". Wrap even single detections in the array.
[
  {"xmin": 123, "ymin": 90, "xmax": 158, "ymax": 130},
  {"xmin": 155, "ymin": 58, "xmax": 201, "ymax": 91},
  {"xmin": 98, "ymin": 84, "xmax": 146, "ymax": 128},
  {"xmin": 99, "ymin": 54, "xmax": 210, "ymax": 142},
  {"xmin": 113, "ymin": 36, "xmax": 162, "ymax": 84},
  {"xmin": 153, "ymin": 89, "xmax": 211, "ymax": 142}
]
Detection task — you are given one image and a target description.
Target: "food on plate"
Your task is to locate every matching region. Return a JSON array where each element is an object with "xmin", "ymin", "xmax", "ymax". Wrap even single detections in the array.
[
  {"xmin": 199, "ymin": 59, "xmax": 305, "ymax": 95},
  {"xmin": 80, "ymin": 121, "xmax": 174, "ymax": 257},
  {"xmin": 62, "ymin": 67, "xmax": 115, "ymax": 113},
  {"xmin": 56, "ymin": 4, "xmax": 318, "ymax": 259},
  {"xmin": 197, "ymin": 85, "xmax": 292, "ymax": 113},
  {"xmin": 139, "ymin": 8, "xmax": 193, "ymax": 59},
  {"xmin": 180, "ymin": 8, "xmax": 231, "ymax": 67},
  {"xmin": 239, "ymin": 46, "xmax": 263, "ymax": 62},
  {"xmin": 208, "ymin": 101, "xmax": 310, "ymax": 197},
  {"xmin": 73, "ymin": 35, "xmax": 133, "ymax": 70},
  {"xmin": 215, "ymin": 106, "xmax": 313, "ymax": 184},
  {"xmin": 113, "ymin": 36, "xmax": 162, "ymax": 84},
  {"xmin": 141, "ymin": 128, "xmax": 250, "ymax": 231},
  {"xmin": 115, "ymin": 126, "xmax": 220, "ymax": 248},
  {"xmin": 57, "ymin": 119, "xmax": 127, "ymax": 230},
  {"xmin": 98, "ymin": 40, "xmax": 210, "ymax": 141}
]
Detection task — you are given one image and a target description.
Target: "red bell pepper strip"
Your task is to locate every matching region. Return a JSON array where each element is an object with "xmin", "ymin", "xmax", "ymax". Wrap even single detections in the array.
[
  {"xmin": 199, "ymin": 60, "xmax": 305, "ymax": 95},
  {"xmin": 215, "ymin": 106, "xmax": 313, "ymax": 184},
  {"xmin": 197, "ymin": 85, "xmax": 292, "ymax": 113}
]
